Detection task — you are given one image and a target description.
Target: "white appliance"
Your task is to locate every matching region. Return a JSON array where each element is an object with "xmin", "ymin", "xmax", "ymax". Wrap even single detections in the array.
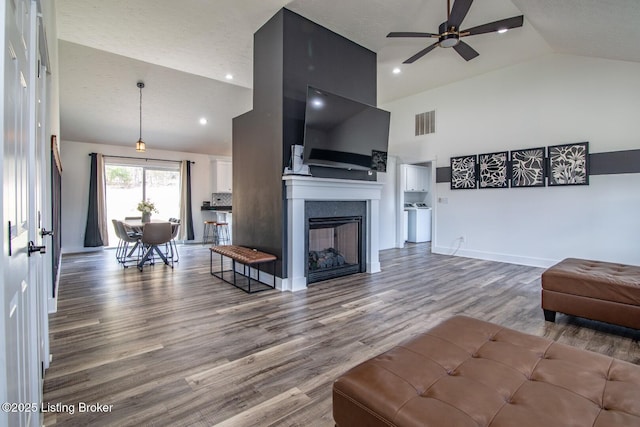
[{"xmin": 406, "ymin": 203, "xmax": 432, "ymax": 243}]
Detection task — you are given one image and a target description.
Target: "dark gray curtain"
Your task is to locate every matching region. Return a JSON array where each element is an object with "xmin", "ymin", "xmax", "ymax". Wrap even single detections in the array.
[
  {"xmin": 185, "ymin": 161, "xmax": 195, "ymax": 240},
  {"xmin": 84, "ymin": 153, "xmax": 104, "ymax": 247}
]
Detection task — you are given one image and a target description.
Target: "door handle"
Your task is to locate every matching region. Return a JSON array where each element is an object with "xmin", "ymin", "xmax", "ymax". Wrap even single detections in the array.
[
  {"xmin": 28, "ymin": 241, "xmax": 46, "ymax": 256},
  {"xmin": 41, "ymin": 228, "xmax": 54, "ymax": 237}
]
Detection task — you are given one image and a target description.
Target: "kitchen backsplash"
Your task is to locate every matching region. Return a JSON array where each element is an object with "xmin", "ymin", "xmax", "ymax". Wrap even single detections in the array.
[{"xmin": 212, "ymin": 193, "xmax": 232, "ymax": 206}]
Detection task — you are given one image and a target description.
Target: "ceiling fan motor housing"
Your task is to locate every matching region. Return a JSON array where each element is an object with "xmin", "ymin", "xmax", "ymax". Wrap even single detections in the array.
[{"xmin": 438, "ymin": 21, "xmax": 460, "ymax": 47}]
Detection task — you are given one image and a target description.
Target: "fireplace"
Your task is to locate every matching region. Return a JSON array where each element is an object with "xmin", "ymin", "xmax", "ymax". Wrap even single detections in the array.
[
  {"xmin": 307, "ymin": 216, "xmax": 363, "ymax": 283},
  {"xmin": 305, "ymin": 200, "xmax": 367, "ymax": 284},
  {"xmin": 283, "ymin": 175, "xmax": 383, "ymax": 292}
]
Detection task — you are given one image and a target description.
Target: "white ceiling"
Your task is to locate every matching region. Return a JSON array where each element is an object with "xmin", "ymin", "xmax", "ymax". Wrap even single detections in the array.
[{"xmin": 55, "ymin": 0, "xmax": 640, "ymax": 156}]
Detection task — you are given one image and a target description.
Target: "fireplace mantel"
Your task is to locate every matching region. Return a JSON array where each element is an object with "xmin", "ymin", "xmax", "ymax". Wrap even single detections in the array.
[{"xmin": 282, "ymin": 175, "xmax": 383, "ymax": 292}]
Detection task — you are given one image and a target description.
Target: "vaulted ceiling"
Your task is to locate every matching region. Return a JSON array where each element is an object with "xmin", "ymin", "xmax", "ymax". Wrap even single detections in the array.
[{"xmin": 56, "ymin": 0, "xmax": 640, "ymax": 156}]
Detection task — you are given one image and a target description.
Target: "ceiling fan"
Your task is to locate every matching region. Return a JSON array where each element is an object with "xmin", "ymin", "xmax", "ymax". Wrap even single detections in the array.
[{"xmin": 387, "ymin": 0, "xmax": 524, "ymax": 63}]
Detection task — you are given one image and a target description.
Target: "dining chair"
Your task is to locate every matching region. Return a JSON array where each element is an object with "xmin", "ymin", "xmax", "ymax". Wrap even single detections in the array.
[
  {"xmin": 112, "ymin": 219, "xmax": 125, "ymax": 263},
  {"xmin": 168, "ymin": 218, "xmax": 181, "ymax": 262},
  {"xmin": 115, "ymin": 220, "xmax": 142, "ymax": 267},
  {"xmin": 138, "ymin": 222, "xmax": 174, "ymax": 271}
]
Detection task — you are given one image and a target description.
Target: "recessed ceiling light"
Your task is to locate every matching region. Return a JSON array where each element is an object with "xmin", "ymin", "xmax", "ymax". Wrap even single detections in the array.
[
  {"xmin": 311, "ymin": 98, "xmax": 324, "ymax": 108},
  {"xmin": 498, "ymin": 28, "xmax": 508, "ymax": 34},
  {"xmin": 392, "ymin": 67, "xmax": 402, "ymax": 74},
  {"xmin": 199, "ymin": 118, "xmax": 208, "ymax": 125},
  {"xmin": 225, "ymin": 73, "xmax": 233, "ymax": 80}
]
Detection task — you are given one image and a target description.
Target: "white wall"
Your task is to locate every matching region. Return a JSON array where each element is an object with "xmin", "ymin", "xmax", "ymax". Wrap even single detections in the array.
[
  {"xmin": 60, "ymin": 140, "xmax": 218, "ymax": 253},
  {"xmin": 383, "ymin": 53, "xmax": 640, "ymax": 267},
  {"xmin": 377, "ymin": 156, "xmax": 397, "ymax": 250}
]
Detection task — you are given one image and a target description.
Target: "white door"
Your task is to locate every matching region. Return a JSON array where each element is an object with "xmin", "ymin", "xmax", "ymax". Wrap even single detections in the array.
[
  {"xmin": 2, "ymin": 1, "xmax": 43, "ymax": 426},
  {"xmin": 36, "ymin": 53, "xmax": 51, "ymax": 375},
  {"xmin": 31, "ymin": 9, "xmax": 51, "ymax": 399}
]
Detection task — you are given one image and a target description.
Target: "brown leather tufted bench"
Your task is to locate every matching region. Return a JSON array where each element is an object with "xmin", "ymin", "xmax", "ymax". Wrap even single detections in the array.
[
  {"xmin": 542, "ymin": 258, "xmax": 640, "ymax": 329},
  {"xmin": 333, "ymin": 315, "xmax": 640, "ymax": 427}
]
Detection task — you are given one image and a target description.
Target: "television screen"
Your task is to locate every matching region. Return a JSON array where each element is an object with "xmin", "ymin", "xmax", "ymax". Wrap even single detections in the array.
[{"xmin": 302, "ymin": 86, "xmax": 390, "ymax": 171}]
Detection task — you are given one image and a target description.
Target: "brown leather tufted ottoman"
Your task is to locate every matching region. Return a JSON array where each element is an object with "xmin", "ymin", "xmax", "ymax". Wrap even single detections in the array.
[
  {"xmin": 542, "ymin": 258, "xmax": 640, "ymax": 329},
  {"xmin": 333, "ymin": 315, "xmax": 640, "ymax": 427}
]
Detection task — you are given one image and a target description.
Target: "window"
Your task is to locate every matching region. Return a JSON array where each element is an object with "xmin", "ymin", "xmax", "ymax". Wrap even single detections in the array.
[{"xmin": 105, "ymin": 160, "xmax": 181, "ymax": 246}]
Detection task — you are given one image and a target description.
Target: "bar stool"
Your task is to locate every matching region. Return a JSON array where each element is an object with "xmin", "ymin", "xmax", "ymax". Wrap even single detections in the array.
[
  {"xmin": 203, "ymin": 220, "xmax": 217, "ymax": 245},
  {"xmin": 214, "ymin": 222, "xmax": 230, "ymax": 245}
]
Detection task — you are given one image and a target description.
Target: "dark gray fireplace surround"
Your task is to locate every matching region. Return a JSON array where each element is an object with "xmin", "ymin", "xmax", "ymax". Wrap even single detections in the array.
[{"xmin": 232, "ymin": 8, "xmax": 379, "ymax": 283}]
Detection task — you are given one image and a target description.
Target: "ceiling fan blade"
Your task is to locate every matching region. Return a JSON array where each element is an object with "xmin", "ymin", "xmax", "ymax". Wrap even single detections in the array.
[
  {"xmin": 403, "ymin": 41, "xmax": 439, "ymax": 64},
  {"xmin": 453, "ymin": 41, "xmax": 479, "ymax": 61},
  {"xmin": 448, "ymin": 0, "xmax": 473, "ymax": 29},
  {"xmin": 387, "ymin": 32, "xmax": 438, "ymax": 38},
  {"xmin": 462, "ymin": 15, "xmax": 524, "ymax": 36}
]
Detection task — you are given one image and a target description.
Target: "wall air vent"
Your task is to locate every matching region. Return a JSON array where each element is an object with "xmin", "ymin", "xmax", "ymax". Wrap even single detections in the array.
[{"xmin": 415, "ymin": 110, "xmax": 435, "ymax": 136}]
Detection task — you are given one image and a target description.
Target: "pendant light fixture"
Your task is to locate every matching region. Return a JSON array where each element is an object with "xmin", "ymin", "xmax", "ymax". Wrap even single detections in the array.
[{"xmin": 135, "ymin": 81, "xmax": 146, "ymax": 152}]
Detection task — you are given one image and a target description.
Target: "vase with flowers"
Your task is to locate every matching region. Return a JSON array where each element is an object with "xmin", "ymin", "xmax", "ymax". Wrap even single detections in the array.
[{"xmin": 137, "ymin": 199, "xmax": 158, "ymax": 223}]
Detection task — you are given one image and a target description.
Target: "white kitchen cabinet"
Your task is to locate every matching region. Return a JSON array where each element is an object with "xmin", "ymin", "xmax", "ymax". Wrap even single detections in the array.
[
  {"xmin": 213, "ymin": 160, "xmax": 233, "ymax": 193},
  {"xmin": 403, "ymin": 165, "xmax": 429, "ymax": 192}
]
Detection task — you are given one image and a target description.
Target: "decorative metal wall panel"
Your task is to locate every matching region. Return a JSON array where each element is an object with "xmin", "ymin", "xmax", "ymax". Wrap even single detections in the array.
[
  {"xmin": 450, "ymin": 155, "xmax": 477, "ymax": 190},
  {"xmin": 548, "ymin": 142, "xmax": 589, "ymax": 186},
  {"xmin": 510, "ymin": 147, "xmax": 545, "ymax": 187},
  {"xmin": 479, "ymin": 151, "xmax": 508, "ymax": 189}
]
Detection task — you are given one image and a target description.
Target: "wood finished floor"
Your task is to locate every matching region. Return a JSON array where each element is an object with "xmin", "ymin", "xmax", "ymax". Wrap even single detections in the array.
[{"xmin": 43, "ymin": 243, "xmax": 640, "ymax": 426}]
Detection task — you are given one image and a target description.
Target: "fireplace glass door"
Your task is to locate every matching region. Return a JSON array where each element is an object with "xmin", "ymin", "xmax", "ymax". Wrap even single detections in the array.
[{"xmin": 307, "ymin": 216, "xmax": 362, "ymax": 283}]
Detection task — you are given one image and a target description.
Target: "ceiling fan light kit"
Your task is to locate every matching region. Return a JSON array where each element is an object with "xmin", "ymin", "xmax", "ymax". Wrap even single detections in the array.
[
  {"xmin": 438, "ymin": 21, "xmax": 460, "ymax": 48},
  {"xmin": 388, "ymin": 0, "xmax": 524, "ymax": 63}
]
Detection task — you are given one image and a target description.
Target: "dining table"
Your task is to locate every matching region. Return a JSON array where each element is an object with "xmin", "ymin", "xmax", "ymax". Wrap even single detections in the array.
[
  {"xmin": 122, "ymin": 219, "xmax": 179, "ymax": 269},
  {"xmin": 122, "ymin": 219, "xmax": 178, "ymax": 233}
]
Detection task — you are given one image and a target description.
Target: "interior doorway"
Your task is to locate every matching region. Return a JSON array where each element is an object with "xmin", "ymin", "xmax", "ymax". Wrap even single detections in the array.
[{"xmin": 396, "ymin": 160, "xmax": 436, "ymax": 249}]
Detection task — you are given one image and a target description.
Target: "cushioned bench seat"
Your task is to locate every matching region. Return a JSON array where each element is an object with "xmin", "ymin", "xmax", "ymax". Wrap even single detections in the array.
[
  {"xmin": 542, "ymin": 258, "xmax": 640, "ymax": 329},
  {"xmin": 210, "ymin": 245, "xmax": 277, "ymax": 293},
  {"xmin": 333, "ymin": 315, "xmax": 640, "ymax": 427},
  {"xmin": 211, "ymin": 245, "xmax": 277, "ymax": 265}
]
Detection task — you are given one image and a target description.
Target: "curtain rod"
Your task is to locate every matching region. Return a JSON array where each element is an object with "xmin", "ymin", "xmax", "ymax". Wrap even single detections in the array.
[{"xmin": 89, "ymin": 153, "xmax": 194, "ymax": 164}]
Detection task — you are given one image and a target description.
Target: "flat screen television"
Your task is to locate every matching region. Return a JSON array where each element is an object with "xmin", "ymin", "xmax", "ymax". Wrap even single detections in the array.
[{"xmin": 302, "ymin": 86, "xmax": 390, "ymax": 172}]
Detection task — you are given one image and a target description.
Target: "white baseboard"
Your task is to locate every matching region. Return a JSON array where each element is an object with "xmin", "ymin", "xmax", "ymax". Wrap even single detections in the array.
[
  {"xmin": 48, "ymin": 297, "xmax": 58, "ymax": 314},
  {"xmin": 431, "ymin": 245, "xmax": 559, "ymax": 269},
  {"xmin": 61, "ymin": 246, "xmax": 105, "ymax": 255},
  {"xmin": 367, "ymin": 261, "xmax": 381, "ymax": 273},
  {"xmin": 279, "ymin": 276, "xmax": 307, "ymax": 292}
]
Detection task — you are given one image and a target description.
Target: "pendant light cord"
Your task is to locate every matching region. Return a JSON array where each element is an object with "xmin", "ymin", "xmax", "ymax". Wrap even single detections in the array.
[
  {"xmin": 139, "ymin": 84, "xmax": 143, "ymax": 141},
  {"xmin": 135, "ymin": 81, "xmax": 146, "ymax": 151}
]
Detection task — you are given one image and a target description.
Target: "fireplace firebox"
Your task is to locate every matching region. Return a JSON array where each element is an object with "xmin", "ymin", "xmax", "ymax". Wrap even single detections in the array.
[
  {"xmin": 304, "ymin": 200, "xmax": 367, "ymax": 284},
  {"xmin": 308, "ymin": 216, "xmax": 363, "ymax": 283}
]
